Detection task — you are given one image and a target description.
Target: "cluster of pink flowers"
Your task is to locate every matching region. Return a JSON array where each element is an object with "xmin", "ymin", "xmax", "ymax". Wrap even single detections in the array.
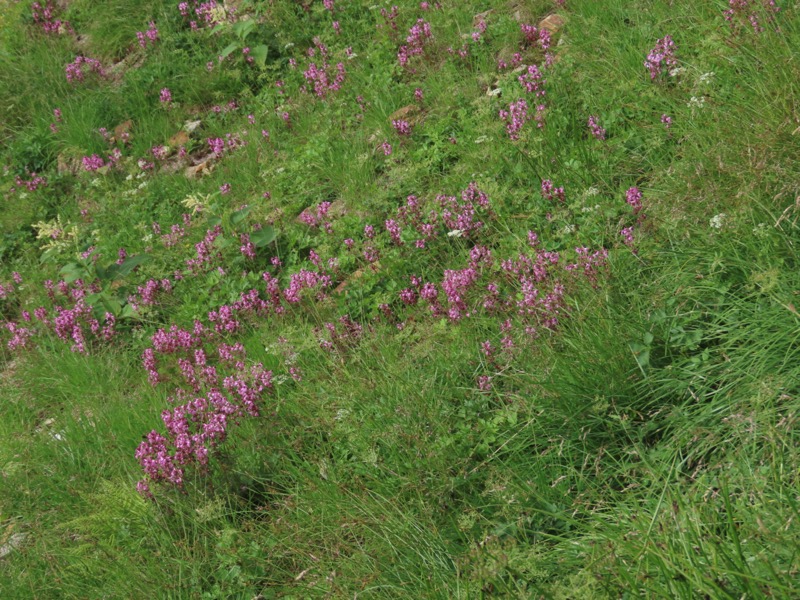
[
  {"xmin": 518, "ymin": 64, "xmax": 547, "ymax": 126},
  {"xmin": 207, "ymin": 133, "xmax": 246, "ymax": 157},
  {"xmin": 157, "ymin": 217, "xmax": 191, "ymax": 248},
  {"xmin": 565, "ymin": 247, "xmax": 609, "ymax": 285},
  {"xmin": 239, "ymin": 234, "xmax": 256, "ymax": 259},
  {"xmin": 497, "ymin": 52, "xmax": 523, "ymax": 71},
  {"xmin": 13, "ymin": 173, "xmax": 47, "ymax": 192},
  {"xmin": 394, "ymin": 230, "xmax": 603, "ymax": 343},
  {"xmin": 587, "ymin": 115, "xmax": 606, "ymax": 141},
  {"xmin": 284, "ymin": 269, "xmax": 332, "ymax": 304},
  {"xmin": 2, "ymin": 279, "xmax": 119, "ymax": 354},
  {"xmin": 520, "ymin": 23, "xmax": 553, "ymax": 67},
  {"xmin": 136, "ymin": 21, "xmax": 159, "ymax": 48},
  {"xmin": 392, "ymin": 119, "xmax": 412, "ymax": 136},
  {"xmin": 65, "ymin": 56, "xmax": 105, "ymax": 83},
  {"xmin": 178, "ymin": 0, "xmax": 233, "ymax": 30},
  {"xmin": 31, "ymin": 1, "xmax": 71, "ymax": 34},
  {"xmin": 82, "ymin": 154, "xmax": 106, "ymax": 172},
  {"xmin": 298, "ymin": 201, "xmax": 334, "ymax": 234},
  {"xmin": 541, "ymin": 180, "xmax": 566, "ymax": 203},
  {"xmin": 724, "ymin": 0, "xmax": 780, "ymax": 34},
  {"xmin": 379, "ymin": 5, "xmax": 400, "ymax": 32},
  {"xmin": 303, "ymin": 40, "xmax": 346, "ymax": 99},
  {"xmin": 626, "ymin": 186, "xmax": 643, "ymax": 217},
  {"xmin": 499, "ymin": 98, "xmax": 529, "ymax": 141},
  {"xmin": 136, "ymin": 330, "xmax": 275, "ymax": 497},
  {"xmin": 644, "ymin": 35, "xmax": 677, "ymax": 81},
  {"xmin": 131, "ymin": 278, "xmax": 173, "ymax": 308},
  {"xmin": 159, "ymin": 88, "xmax": 172, "ymax": 104},
  {"xmin": 398, "ymin": 19, "xmax": 433, "ymax": 68},
  {"xmin": 620, "ymin": 226, "xmax": 636, "ymax": 249},
  {"xmin": 315, "ymin": 314, "xmax": 364, "ymax": 353},
  {"xmin": 387, "ymin": 184, "xmax": 491, "ymax": 250},
  {"xmin": 620, "ymin": 187, "xmax": 646, "ymax": 251},
  {"xmin": 472, "ymin": 16, "xmax": 488, "ymax": 42},
  {"xmin": 186, "ymin": 226, "xmax": 224, "ymax": 272},
  {"xmin": 520, "ymin": 24, "xmax": 551, "ymax": 51},
  {"xmin": 385, "ymin": 218, "xmax": 403, "ymax": 245},
  {"xmin": 439, "ymin": 182, "xmax": 490, "ymax": 236}
]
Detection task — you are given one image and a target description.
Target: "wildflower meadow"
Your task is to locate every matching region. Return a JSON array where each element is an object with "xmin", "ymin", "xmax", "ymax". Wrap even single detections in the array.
[{"xmin": 1, "ymin": 0, "xmax": 799, "ymax": 597}]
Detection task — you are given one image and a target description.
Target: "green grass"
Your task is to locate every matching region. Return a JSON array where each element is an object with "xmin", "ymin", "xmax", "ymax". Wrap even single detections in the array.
[{"xmin": 1, "ymin": 0, "xmax": 799, "ymax": 597}]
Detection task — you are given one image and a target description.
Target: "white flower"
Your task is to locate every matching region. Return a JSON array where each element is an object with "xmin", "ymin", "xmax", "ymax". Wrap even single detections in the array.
[
  {"xmin": 474, "ymin": 135, "xmax": 489, "ymax": 144},
  {"xmin": 687, "ymin": 96, "xmax": 706, "ymax": 109},
  {"xmin": 487, "ymin": 87, "xmax": 502, "ymax": 97},
  {"xmin": 669, "ymin": 67, "xmax": 685, "ymax": 77},
  {"xmin": 563, "ymin": 224, "xmax": 576, "ymax": 234},
  {"xmin": 699, "ymin": 71, "xmax": 715, "ymax": 84},
  {"xmin": 709, "ymin": 213, "xmax": 726, "ymax": 229},
  {"xmin": 447, "ymin": 229, "xmax": 465, "ymax": 238}
]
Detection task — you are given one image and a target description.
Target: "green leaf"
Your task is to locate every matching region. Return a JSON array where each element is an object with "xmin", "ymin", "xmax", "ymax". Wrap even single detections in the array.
[
  {"xmin": 232, "ymin": 19, "xmax": 255, "ymax": 41},
  {"xmin": 121, "ymin": 304, "xmax": 137, "ymax": 320},
  {"xmin": 106, "ymin": 254, "xmax": 152, "ymax": 280},
  {"xmin": 250, "ymin": 225, "xmax": 276, "ymax": 247},
  {"xmin": 629, "ymin": 342, "xmax": 650, "ymax": 370},
  {"xmin": 59, "ymin": 263, "xmax": 86, "ymax": 283},
  {"xmin": 251, "ymin": 44, "xmax": 269, "ymax": 68},
  {"xmin": 95, "ymin": 263, "xmax": 109, "ymax": 281},
  {"xmin": 230, "ymin": 205, "xmax": 252, "ymax": 227},
  {"xmin": 220, "ymin": 42, "xmax": 239, "ymax": 59}
]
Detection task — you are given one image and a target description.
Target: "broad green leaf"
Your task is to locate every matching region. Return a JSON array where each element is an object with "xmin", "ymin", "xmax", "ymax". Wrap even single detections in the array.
[
  {"xmin": 233, "ymin": 19, "xmax": 255, "ymax": 41},
  {"xmin": 230, "ymin": 205, "xmax": 252, "ymax": 227},
  {"xmin": 95, "ymin": 263, "xmax": 109, "ymax": 281},
  {"xmin": 106, "ymin": 254, "xmax": 152, "ymax": 280},
  {"xmin": 220, "ymin": 42, "xmax": 239, "ymax": 59},
  {"xmin": 251, "ymin": 45, "xmax": 269, "ymax": 68},
  {"xmin": 59, "ymin": 263, "xmax": 85, "ymax": 283},
  {"xmin": 250, "ymin": 225, "xmax": 276, "ymax": 247}
]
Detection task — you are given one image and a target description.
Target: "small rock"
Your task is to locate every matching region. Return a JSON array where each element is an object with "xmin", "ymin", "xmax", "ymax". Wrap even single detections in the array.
[
  {"xmin": 184, "ymin": 119, "xmax": 203, "ymax": 134},
  {"xmin": 328, "ymin": 199, "xmax": 347, "ymax": 219},
  {"xmin": 473, "ymin": 10, "xmax": 493, "ymax": 27},
  {"xmin": 184, "ymin": 158, "xmax": 215, "ymax": 179},
  {"xmin": 389, "ymin": 105, "xmax": 418, "ymax": 121},
  {"xmin": 0, "ymin": 533, "xmax": 28, "ymax": 559},
  {"xmin": 161, "ymin": 155, "xmax": 190, "ymax": 175},
  {"xmin": 113, "ymin": 120, "xmax": 133, "ymax": 143},
  {"xmin": 169, "ymin": 130, "xmax": 190, "ymax": 147},
  {"xmin": 57, "ymin": 154, "xmax": 81, "ymax": 176},
  {"xmin": 539, "ymin": 14, "xmax": 565, "ymax": 33}
]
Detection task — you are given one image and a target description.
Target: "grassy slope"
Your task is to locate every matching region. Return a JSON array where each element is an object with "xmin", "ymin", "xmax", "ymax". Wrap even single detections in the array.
[{"xmin": 1, "ymin": 0, "xmax": 799, "ymax": 597}]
